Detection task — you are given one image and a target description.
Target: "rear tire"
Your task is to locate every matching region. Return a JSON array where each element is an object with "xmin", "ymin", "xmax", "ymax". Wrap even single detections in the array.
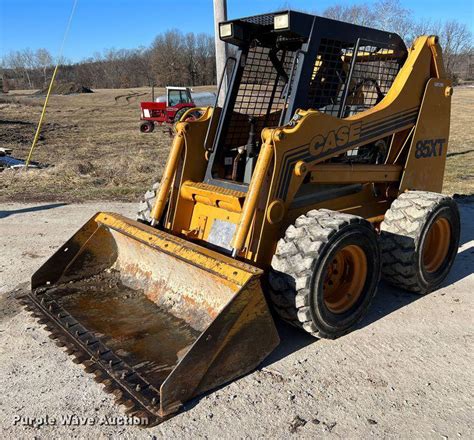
[
  {"xmin": 173, "ymin": 108, "xmax": 203, "ymax": 128},
  {"xmin": 137, "ymin": 182, "xmax": 159, "ymax": 224},
  {"xmin": 269, "ymin": 209, "xmax": 381, "ymax": 339},
  {"xmin": 380, "ymin": 191, "xmax": 460, "ymax": 294},
  {"xmin": 173, "ymin": 108, "xmax": 189, "ymax": 124}
]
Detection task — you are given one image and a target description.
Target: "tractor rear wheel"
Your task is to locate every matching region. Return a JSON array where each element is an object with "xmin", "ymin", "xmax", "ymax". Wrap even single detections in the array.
[
  {"xmin": 380, "ymin": 191, "xmax": 460, "ymax": 294},
  {"xmin": 140, "ymin": 121, "xmax": 154, "ymax": 133},
  {"xmin": 173, "ymin": 108, "xmax": 203, "ymax": 128},
  {"xmin": 269, "ymin": 209, "xmax": 381, "ymax": 339}
]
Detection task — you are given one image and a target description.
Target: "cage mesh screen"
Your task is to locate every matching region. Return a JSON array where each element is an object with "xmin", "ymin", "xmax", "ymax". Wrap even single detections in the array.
[
  {"xmin": 222, "ymin": 44, "xmax": 296, "ymax": 150},
  {"xmin": 343, "ymin": 44, "xmax": 401, "ymax": 114},
  {"xmin": 337, "ymin": 45, "xmax": 401, "ymax": 163},
  {"xmin": 307, "ymin": 39, "xmax": 348, "ymax": 116},
  {"xmin": 240, "ymin": 14, "xmax": 275, "ymax": 26},
  {"xmin": 307, "ymin": 38, "xmax": 402, "ymax": 117}
]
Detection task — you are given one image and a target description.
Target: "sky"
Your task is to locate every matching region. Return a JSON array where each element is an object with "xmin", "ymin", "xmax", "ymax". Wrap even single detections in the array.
[{"xmin": 0, "ymin": 0, "xmax": 473, "ymax": 62}]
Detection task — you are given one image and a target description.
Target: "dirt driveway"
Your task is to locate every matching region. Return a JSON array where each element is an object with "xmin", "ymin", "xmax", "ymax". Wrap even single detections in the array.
[{"xmin": 0, "ymin": 201, "xmax": 473, "ymax": 439}]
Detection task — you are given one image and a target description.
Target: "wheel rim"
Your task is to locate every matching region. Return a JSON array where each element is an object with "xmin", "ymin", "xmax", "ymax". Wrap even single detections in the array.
[
  {"xmin": 323, "ymin": 244, "xmax": 367, "ymax": 314},
  {"xmin": 423, "ymin": 217, "xmax": 451, "ymax": 273}
]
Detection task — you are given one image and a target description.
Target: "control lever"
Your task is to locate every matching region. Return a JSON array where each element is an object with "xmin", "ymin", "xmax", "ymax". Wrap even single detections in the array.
[{"xmin": 246, "ymin": 116, "xmax": 258, "ymax": 158}]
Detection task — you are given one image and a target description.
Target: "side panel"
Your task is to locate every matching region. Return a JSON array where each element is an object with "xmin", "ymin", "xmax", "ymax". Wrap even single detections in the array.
[{"xmin": 399, "ymin": 78, "xmax": 452, "ymax": 193}]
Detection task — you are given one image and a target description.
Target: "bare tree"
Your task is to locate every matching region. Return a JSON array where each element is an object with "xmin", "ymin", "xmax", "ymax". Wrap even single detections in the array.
[
  {"xmin": 409, "ymin": 18, "xmax": 473, "ymax": 80},
  {"xmin": 321, "ymin": 1, "xmax": 472, "ymax": 82},
  {"xmin": 439, "ymin": 21, "xmax": 473, "ymax": 80},
  {"xmin": 322, "ymin": 4, "xmax": 376, "ymax": 27},
  {"xmin": 35, "ymin": 48, "xmax": 53, "ymax": 86},
  {"xmin": 372, "ymin": 0, "xmax": 412, "ymax": 42},
  {"xmin": 2, "ymin": 50, "xmax": 33, "ymax": 88}
]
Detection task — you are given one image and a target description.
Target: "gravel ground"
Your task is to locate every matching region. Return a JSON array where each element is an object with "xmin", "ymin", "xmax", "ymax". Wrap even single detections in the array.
[{"xmin": 0, "ymin": 201, "xmax": 473, "ymax": 439}]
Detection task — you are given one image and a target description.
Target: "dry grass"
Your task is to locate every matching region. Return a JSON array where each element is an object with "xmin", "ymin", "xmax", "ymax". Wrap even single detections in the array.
[
  {"xmin": 0, "ymin": 86, "xmax": 473, "ymax": 203},
  {"xmin": 0, "ymin": 86, "xmax": 214, "ymax": 203},
  {"xmin": 443, "ymin": 87, "xmax": 474, "ymax": 195}
]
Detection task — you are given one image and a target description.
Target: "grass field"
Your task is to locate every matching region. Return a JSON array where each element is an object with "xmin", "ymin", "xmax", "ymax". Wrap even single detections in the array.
[{"xmin": 0, "ymin": 86, "xmax": 473, "ymax": 203}]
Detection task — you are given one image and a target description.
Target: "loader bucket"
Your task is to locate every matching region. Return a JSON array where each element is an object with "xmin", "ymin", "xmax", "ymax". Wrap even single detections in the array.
[{"xmin": 21, "ymin": 212, "xmax": 279, "ymax": 425}]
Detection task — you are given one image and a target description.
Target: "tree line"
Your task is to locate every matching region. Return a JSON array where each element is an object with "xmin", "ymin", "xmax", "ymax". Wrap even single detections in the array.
[
  {"xmin": 1, "ymin": 30, "xmax": 215, "ymax": 90},
  {"xmin": 1, "ymin": 0, "xmax": 472, "ymax": 90},
  {"xmin": 321, "ymin": 0, "xmax": 473, "ymax": 83}
]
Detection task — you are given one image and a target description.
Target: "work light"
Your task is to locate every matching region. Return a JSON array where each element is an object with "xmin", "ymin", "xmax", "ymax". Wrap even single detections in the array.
[
  {"xmin": 219, "ymin": 23, "xmax": 233, "ymax": 38},
  {"xmin": 274, "ymin": 13, "xmax": 289, "ymax": 30}
]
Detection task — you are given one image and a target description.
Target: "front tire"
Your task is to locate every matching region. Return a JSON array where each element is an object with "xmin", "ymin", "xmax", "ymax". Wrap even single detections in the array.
[
  {"xmin": 269, "ymin": 209, "xmax": 381, "ymax": 339},
  {"xmin": 380, "ymin": 191, "xmax": 460, "ymax": 294},
  {"xmin": 140, "ymin": 121, "xmax": 154, "ymax": 133}
]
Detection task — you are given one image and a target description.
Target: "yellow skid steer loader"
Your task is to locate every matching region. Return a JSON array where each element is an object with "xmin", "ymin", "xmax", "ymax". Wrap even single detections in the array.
[{"xmin": 22, "ymin": 10, "xmax": 460, "ymax": 425}]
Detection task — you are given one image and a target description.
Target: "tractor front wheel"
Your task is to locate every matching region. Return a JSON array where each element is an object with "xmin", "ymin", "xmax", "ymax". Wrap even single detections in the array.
[
  {"xmin": 140, "ymin": 121, "xmax": 154, "ymax": 133},
  {"xmin": 269, "ymin": 209, "xmax": 381, "ymax": 339}
]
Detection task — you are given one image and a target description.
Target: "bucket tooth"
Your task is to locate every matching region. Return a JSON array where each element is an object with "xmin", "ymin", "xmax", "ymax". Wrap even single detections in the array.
[
  {"xmin": 134, "ymin": 410, "xmax": 151, "ymax": 421},
  {"xmin": 72, "ymin": 354, "xmax": 87, "ymax": 364},
  {"xmin": 84, "ymin": 363, "xmax": 98, "ymax": 374},
  {"xmin": 93, "ymin": 370, "xmax": 105, "ymax": 380},
  {"xmin": 123, "ymin": 399, "xmax": 135, "ymax": 409},
  {"xmin": 125, "ymin": 405, "xmax": 140, "ymax": 416},
  {"xmin": 112, "ymin": 389, "xmax": 124, "ymax": 399},
  {"xmin": 103, "ymin": 383, "xmax": 115, "ymax": 394}
]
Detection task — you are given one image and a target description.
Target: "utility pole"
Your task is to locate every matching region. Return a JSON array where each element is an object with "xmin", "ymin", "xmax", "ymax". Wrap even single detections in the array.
[{"xmin": 213, "ymin": 0, "xmax": 228, "ymax": 106}]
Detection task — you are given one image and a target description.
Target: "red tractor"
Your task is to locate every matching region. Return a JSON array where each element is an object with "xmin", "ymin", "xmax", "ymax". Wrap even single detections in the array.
[{"xmin": 139, "ymin": 86, "xmax": 213, "ymax": 133}]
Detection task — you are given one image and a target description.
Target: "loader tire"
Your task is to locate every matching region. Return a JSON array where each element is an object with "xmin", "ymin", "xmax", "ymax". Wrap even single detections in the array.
[
  {"xmin": 380, "ymin": 191, "xmax": 460, "ymax": 294},
  {"xmin": 137, "ymin": 181, "xmax": 159, "ymax": 224},
  {"xmin": 269, "ymin": 209, "xmax": 381, "ymax": 339}
]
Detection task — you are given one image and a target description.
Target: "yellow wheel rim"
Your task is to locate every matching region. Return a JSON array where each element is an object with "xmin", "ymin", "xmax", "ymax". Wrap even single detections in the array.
[
  {"xmin": 323, "ymin": 245, "xmax": 367, "ymax": 314},
  {"xmin": 423, "ymin": 217, "xmax": 451, "ymax": 273}
]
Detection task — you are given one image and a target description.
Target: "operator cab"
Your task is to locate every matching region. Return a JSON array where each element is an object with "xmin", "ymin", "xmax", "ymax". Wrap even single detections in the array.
[
  {"xmin": 203, "ymin": 10, "xmax": 407, "ymax": 191},
  {"xmin": 166, "ymin": 86, "xmax": 193, "ymax": 107}
]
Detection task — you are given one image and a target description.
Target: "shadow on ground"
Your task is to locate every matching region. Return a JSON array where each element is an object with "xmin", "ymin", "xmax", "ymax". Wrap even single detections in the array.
[
  {"xmin": 262, "ymin": 281, "xmax": 421, "ymax": 368},
  {"xmin": 0, "ymin": 203, "xmax": 67, "ymax": 219}
]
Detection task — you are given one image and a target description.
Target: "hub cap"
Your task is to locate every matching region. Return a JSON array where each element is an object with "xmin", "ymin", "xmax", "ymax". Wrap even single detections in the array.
[
  {"xmin": 423, "ymin": 217, "xmax": 451, "ymax": 273},
  {"xmin": 323, "ymin": 245, "xmax": 367, "ymax": 314}
]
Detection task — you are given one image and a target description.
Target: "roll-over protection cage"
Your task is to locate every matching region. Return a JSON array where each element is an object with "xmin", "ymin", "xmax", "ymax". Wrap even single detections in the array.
[{"xmin": 204, "ymin": 10, "xmax": 408, "ymax": 191}]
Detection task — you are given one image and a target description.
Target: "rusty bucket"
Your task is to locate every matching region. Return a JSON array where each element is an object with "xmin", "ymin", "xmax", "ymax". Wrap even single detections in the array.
[{"xmin": 21, "ymin": 212, "xmax": 279, "ymax": 425}]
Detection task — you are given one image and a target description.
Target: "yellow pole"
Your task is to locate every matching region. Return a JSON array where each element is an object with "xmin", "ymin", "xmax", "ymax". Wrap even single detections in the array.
[
  {"xmin": 150, "ymin": 130, "xmax": 186, "ymax": 226},
  {"xmin": 25, "ymin": 0, "xmax": 78, "ymax": 169},
  {"xmin": 231, "ymin": 141, "xmax": 274, "ymax": 257},
  {"xmin": 25, "ymin": 65, "xmax": 59, "ymax": 168}
]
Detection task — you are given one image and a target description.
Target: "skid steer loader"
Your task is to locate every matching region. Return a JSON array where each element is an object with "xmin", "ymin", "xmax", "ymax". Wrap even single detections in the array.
[{"xmin": 21, "ymin": 10, "xmax": 460, "ymax": 425}]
